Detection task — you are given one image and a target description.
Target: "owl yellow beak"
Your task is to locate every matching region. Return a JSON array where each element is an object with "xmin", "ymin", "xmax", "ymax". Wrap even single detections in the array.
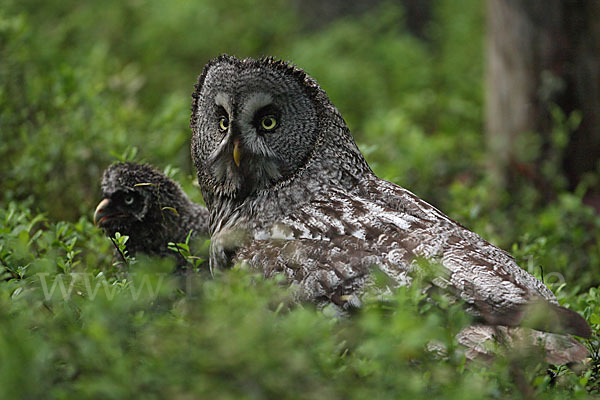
[{"xmin": 233, "ymin": 139, "xmax": 241, "ymax": 167}]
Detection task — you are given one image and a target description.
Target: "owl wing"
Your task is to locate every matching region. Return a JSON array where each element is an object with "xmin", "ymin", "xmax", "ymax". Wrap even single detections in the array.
[{"xmin": 234, "ymin": 187, "xmax": 590, "ymax": 338}]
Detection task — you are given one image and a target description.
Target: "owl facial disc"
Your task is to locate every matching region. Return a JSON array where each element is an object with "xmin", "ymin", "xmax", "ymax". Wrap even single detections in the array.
[{"xmin": 191, "ymin": 56, "xmax": 320, "ymax": 200}]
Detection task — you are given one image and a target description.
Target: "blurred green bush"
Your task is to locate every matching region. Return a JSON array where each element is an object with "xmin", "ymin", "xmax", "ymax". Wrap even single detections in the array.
[
  {"xmin": 1, "ymin": 0, "xmax": 485, "ymax": 220},
  {"xmin": 1, "ymin": 0, "xmax": 600, "ymax": 397}
]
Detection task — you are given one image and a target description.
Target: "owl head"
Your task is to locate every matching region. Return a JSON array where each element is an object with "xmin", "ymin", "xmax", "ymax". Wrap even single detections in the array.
[
  {"xmin": 94, "ymin": 162, "xmax": 187, "ymax": 252},
  {"xmin": 190, "ymin": 55, "xmax": 367, "ymax": 207}
]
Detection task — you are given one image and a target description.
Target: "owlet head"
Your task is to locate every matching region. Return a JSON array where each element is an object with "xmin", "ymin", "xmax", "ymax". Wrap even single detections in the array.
[
  {"xmin": 94, "ymin": 162, "xmax": 181, "ymax": 237},
  {"xmin": 190, "ymin": 55, "xmax": 323, "ymax": 203}
]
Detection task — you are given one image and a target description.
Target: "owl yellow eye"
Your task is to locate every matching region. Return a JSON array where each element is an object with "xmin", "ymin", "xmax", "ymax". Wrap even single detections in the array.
[
  {"xmin": 260, "ymin": 116, "xmax": 277, "ymax": 131},
  {"xmin": 218, "ymin": 117, "xmax": 229, "ymax": 132}
]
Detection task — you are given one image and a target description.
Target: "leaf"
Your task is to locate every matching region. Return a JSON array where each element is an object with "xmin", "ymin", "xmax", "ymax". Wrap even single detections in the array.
[{"xmin": 589, "ymin": 313, "xmax": 600, "ymax": 325}]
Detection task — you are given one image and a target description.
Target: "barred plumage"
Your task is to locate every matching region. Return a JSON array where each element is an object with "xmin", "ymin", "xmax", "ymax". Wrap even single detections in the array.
[{"xmin": 190, "ymin": 55, "xmax": 590, "ymax": 363}]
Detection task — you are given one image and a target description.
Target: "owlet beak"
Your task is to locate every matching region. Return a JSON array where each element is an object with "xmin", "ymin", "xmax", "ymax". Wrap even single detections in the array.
[
  {"xmin": 93, "ymin": 198, "xmax": 112, "ymax": 226},
  {"xmin": 233, "ymin": 139, "xmax": 242, "ymax": 167}
]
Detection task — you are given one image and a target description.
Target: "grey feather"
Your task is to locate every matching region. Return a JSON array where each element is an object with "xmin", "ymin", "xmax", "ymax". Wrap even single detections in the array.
[{"xmin": 190, "ymin": 55, "xmax": 591, "ymax": 362}]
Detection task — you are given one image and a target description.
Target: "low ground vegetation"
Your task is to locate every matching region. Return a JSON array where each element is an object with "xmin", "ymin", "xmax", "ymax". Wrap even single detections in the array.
[{"xmin": 2, "ymin": 0, "xmax": 599, "ymax": 397}]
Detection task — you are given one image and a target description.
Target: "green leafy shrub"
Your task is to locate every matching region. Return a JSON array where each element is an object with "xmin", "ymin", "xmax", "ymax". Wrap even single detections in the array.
[{"xmin": 1, "ymin": 0, "xmax": 599, "ymax": 397}]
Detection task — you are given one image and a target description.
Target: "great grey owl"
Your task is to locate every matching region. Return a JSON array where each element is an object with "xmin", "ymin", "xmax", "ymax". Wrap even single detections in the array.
[
  {"xmin": 95, "ymin": 162, "xmax": 209, "ymax": 266},
  {"xmin": 190, "ymin": 55, "xmax": 591, "ymax": 363}
]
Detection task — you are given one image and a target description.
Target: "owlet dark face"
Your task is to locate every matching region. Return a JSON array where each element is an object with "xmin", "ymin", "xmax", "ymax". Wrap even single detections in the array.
[
  {"xmin": 191, "ymin": 56, "xmax": 319, "ymax": 202},
  {"xmin": 94, "ymin": 163, "xmax": 157, "ymax": 237}
]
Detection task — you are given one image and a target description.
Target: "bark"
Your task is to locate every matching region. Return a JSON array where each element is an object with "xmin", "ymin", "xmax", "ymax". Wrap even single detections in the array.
[{"xmin": 486, "ymin": 0, "xmax": 600, "ymax": 192}]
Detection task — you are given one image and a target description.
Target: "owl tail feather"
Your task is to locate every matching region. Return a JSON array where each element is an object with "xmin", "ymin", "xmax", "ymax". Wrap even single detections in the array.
[
  {"xmin": 457, "ymin": 325, "xmax": 590, "ymax": 365},
  {"xmin": 519, "ymin": 302, "xmax": 592, "ymax": 339},
  {"xmin": 476, "ymin": 299, "xmax": 592, "ymax": 339}
]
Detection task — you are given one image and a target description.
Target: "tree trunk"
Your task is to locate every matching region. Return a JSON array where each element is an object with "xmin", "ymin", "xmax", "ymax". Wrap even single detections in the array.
[{"xmin": 486, "ymin": 0, "xmax": 600, "ymax": 194}]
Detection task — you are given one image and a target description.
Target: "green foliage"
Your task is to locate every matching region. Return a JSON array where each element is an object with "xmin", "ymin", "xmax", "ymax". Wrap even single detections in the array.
[
  {"xmin": 168, "ymin": 230, "xmax": 209, "ymax": 271},
  {"xmin": 1, "ymin": 0, "xmax": 600, "ymax": 397},
  {"xmin": 0, "ymin": 215, "xmax": 590, "ymax": 399}
]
